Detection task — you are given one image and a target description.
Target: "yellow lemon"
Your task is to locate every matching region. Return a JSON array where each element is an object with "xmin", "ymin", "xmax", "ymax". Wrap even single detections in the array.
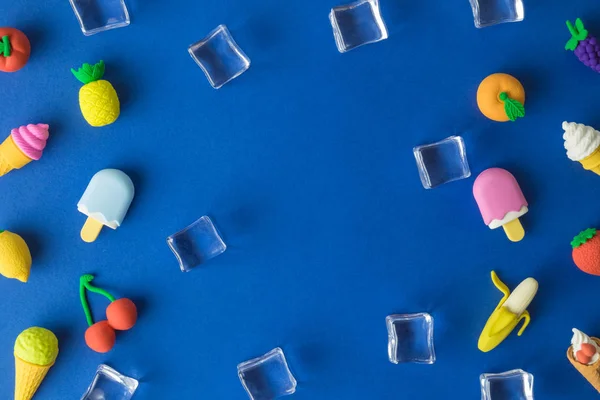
[{"xmin": 0, "ymin": 230, "xmax": 32, "ymax": 282}]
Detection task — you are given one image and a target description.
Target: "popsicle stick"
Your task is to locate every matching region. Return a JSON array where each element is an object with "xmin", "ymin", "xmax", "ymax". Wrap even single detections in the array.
[
  {"xmin": 502, "ymin": 218, "xmax": 525, "ymax": 242},
  {"xmin": 81, "ymin": 217, "xmax": 103, "ymax": 243}
]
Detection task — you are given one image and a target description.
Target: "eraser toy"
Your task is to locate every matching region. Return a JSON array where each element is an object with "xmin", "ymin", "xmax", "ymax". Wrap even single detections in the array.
[
  {"xmin": 0, "ymin": 230, "xmax": 32, "ymax": 282},
  {"xmin": 478, "ymin": 271, "xmax": 538, "ymax": 352},
  {"xmin": 477, "ymin": 73, "xmax": 525, "ymax": 122},
  {"xmin": 0, "ymin": 124, "xmax": 49, "ymax": 177},
  {"xmin": 0, "ymin": 28, "xmax": 30, "ymax": 72},
  {"xmin": 568, "ymin": 329, "xmax": 600, "ymax": 392},
  {"xmin": 562, "ymin": 122, "xmax": 600, "ymax": 175},
  {"xmin": 565, "ymin": 18, "xmax": 600, "ymax": 73},
  {"xmin": 14, "ymin": 327, "xmax": 59, "ymax": 400},
  {"xmin": 571, "ymin": 228, "xmax": 600, "ymax": 276},
  {"xmin": 473, "ymin": 168, "xmax": 528, "ymax": 242},
  {"xmin": 79, "ymin": 274, "xmax": 138, "ymax": 353},
  {"xmin": 77, "ymin": 169, "xmax": 134, "ymax": 243},
  {"xmin": 71, "ymin": 60, "xmax": 120, "ymax": 127}
]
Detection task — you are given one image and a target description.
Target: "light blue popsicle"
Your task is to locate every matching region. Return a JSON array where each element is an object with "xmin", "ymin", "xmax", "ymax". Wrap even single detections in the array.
[{"xmin": 77, "ymin": 169, "xmax": 134, "ymax": 242}]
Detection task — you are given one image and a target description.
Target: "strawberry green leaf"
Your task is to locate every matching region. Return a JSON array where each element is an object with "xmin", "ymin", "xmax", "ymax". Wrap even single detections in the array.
[
  {"xmin": 499, "ymin": 92, "xmax": 525, "ymax": 121},
  {"xmin": 571, "ymin": 228, "xmax": 597, "ymax": 249}
]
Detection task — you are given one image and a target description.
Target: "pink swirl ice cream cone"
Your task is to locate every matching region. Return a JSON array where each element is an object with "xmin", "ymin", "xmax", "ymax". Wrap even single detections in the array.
[{"xmin": 0, "ymin": 124, "xmax": 49, "ymax": 177}]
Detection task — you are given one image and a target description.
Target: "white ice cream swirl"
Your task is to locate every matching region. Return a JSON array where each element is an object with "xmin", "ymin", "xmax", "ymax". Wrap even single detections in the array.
[
  {"xmin": 571, "ymin": 328, "xmax": 600, "ymax": 365},
  {"xmin": 563, "ymin": 122, "xmax": 600, "ymax": 161}
]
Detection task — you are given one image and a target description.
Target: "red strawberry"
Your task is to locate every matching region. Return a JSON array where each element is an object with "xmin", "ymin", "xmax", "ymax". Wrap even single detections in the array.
[{"xmin": 571, "ymin": 228, "xmax": 600, "ymax": 276}]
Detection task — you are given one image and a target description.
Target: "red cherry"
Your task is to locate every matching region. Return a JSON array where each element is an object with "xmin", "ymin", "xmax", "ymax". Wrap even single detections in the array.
[
  {"xmin": 85, "ymin": 321, "xmax": 116, "ymax": 353},
  {"xmin": 106, "ymin": 298, "xmax": 137, "ymax": 331}
]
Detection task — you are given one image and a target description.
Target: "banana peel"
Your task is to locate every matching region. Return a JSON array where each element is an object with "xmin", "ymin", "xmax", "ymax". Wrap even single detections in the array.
[
  {"xmin": 0, "ymin": 230, "xmax": 31, "ymax": 282},
  {"xmin": 478, "ymin": 271, "xmax": 538, "ymax": 352}
]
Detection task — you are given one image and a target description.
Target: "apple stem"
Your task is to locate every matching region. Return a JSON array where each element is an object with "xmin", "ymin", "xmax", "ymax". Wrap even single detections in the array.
[{"xmin": 0, "ymin": 36, "xmax": 10, "ymax": 58}]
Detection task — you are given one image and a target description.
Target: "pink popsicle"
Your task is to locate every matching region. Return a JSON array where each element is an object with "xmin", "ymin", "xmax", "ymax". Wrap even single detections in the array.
[{"xmin": 473, "ymin": 168, "xmax": 528, "ymax": 242}]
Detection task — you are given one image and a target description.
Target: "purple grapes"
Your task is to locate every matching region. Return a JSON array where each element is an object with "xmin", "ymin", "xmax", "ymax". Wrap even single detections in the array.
[{"xmin": 574, "ymin": 36, "xmax": 600, "ymax": 73}]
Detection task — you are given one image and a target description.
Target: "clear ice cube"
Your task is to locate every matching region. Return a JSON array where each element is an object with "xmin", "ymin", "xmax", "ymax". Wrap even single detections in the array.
[
  {"xmin": 81, "ymin": 364, "xmax": 138, "ymax": 400},
  {"xmin": 413, "ymin": 136, "xmax": 471, "ymax": 189},
  {"xmin": 69, "ymin": 0, "xmax": 130, "ymax": 36},
  {"xmin": 386, "ymin": 313, "xmax": 435, "ymax": 364},
  {"xmin": 188, "ymin": 25, "xmax": 251, "ymax": 89},
  {"xmin": 469, "ymin": 0, "xmax": 524, "ymax": 28},
  {"xmin": 167, "ymin": 215, "xmax": 227, "ymax": 272},
  {"xmin": 238, "ymin": 348, "xmax": 297, "ymax": 400},
  {"xmin": 480, "ymin": 369, "xmax": 534, "ymax": 400},
  {"xmin": 329, "ymin": 0, "xmax": 388, "ymax": 53}
]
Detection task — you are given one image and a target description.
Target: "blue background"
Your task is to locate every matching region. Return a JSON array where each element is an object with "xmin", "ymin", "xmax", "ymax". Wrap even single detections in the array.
[{"xmin": 1, "ymin": 0, "xmax": 600, "ymax": 398}]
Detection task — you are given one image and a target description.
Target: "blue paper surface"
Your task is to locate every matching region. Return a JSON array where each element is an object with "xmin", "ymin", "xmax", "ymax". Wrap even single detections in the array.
[{"xmin": 1, "ymin": 0, "xmax": 600, "ymax": 398}]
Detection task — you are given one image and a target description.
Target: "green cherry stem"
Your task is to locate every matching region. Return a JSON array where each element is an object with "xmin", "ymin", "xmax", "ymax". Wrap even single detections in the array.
[
  {"xmin": 80, "ymin": 275, "xmax": 94, "ymax": 327},
  {"xmin": 0, "ymin": 36, "xmax": 10, "ymax": 58},
  {"xmin": 83, "ymin": 277, "xmax": 116, "ymax": 302},
  {"xmin": 79, "ymin": 274, "xmax": 117, "ymax": 327}
]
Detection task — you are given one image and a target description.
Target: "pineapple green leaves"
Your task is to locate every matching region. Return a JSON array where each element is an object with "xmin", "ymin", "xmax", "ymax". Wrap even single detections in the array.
[
  {"xmin": 71, "ymin": 60, "xmax": 105, "ymax": 85},
  {"xmin": 565, "ymin": 18, "xmax": 588, "ymax": 51},
  {"xmin": 499, "ymin": 92, "xmax": 525, "ymax": 122}
]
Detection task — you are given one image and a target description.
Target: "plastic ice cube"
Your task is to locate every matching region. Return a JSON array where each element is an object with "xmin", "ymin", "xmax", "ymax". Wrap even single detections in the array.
[
  {"xmin": 167, "ymin": 216, "xmax": 227, "ymax": 272},
  {"xmin": 238, "ymin": 348, "xmax": 297, "ymax": 400},
  {"xmin": 480, "ymin": 369, "xmax": 534, "ymax": 400},
  {"xmin": 386, "ymin": 313, "xmax": 435, "ymax": 364},
  {"xmin": 188, "ymin": 25, "xmax": 251, "ymax": 89},
  {"xmin": 413, "ymin": 136, "xmax": 471, "ymax": 189},
  {"xmin": 69, "ymin": 0, "xmax": 130, "ymax": 36},
  {"xmin": 469, "ymin": 0, "xmax": 524, "ymax": 28},
  {"xmin": 329, "ymin": 0, "xmax": 388, "ymax": 53},
  {"xmin": 81, "ymin": 364, "xmax": 138, "ymax": 400}
]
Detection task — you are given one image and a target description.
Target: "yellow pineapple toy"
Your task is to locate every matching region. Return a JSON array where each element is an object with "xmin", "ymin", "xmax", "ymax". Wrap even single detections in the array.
[{"xmin": 71, "ymin": 60, "xmax": 120, "ymax": 127}]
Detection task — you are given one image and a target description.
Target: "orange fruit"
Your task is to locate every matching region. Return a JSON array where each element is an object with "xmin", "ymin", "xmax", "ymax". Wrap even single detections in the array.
[{"xmin": 477, "ymin": 73, "xmax": 525, "ymax": 122}]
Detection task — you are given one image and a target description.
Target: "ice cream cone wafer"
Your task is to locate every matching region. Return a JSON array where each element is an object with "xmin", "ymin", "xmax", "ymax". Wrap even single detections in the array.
[
  {"xmin": 0, "ymin": 135, "xmax": 31, "ymax": 177},
  {"xmin": 14, "ymin": 356, "xmax": 53, "ymax": 400},
  {"xmin": 580, "ymin": 148, "xmax": 600, "ymax": 176},
  {"xmin": 567, "ymin": 337, "xmax": 600, "ymax": 392}
]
